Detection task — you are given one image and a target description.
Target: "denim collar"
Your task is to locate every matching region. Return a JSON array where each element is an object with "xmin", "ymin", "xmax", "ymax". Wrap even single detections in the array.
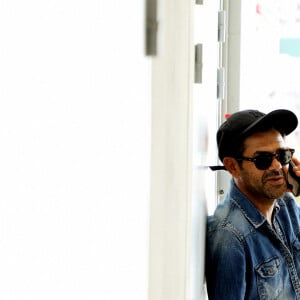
[{"xmin": 228, "ymin": 180, "xmax": 281, "ymax": 229}]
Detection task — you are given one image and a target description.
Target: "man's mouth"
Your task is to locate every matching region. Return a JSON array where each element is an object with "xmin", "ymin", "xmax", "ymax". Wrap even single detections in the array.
[{"xmin": 265, "ymin": 176, "xmax": 285, "ymax": 185}]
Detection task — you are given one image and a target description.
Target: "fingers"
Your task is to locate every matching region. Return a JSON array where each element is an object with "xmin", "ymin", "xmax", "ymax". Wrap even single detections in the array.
[
  {"xmin": 292, "ymin": 156, "xmax": 300, "ymax": 166},
  {"xmin": 292, "ymin": 157, "xmax": 300, "ymax": 176}
]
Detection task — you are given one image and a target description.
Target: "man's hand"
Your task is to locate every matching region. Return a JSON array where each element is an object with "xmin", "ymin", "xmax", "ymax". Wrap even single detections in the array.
[{"xmin": 292, "ymin": 157, "xmax": 300, "ymax": 177}]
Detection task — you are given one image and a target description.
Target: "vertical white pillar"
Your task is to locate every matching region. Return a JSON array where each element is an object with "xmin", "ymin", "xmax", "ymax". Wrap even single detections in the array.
[{"xmin": 148, "ymin": 0, "xmax": 194, "ymax": 299}]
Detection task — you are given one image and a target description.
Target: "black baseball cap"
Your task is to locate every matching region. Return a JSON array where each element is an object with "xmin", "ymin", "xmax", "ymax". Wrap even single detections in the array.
[{"xmin": 217, "ymin": 109, "xmax": 298, "ymax": 163}]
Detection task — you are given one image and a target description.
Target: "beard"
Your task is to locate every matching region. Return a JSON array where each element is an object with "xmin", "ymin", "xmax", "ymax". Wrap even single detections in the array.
[
  {"xmin": 261, "ymin": 169, "xmax": 288, "ymax": 200},
  {"xmin": 239, "ymin": 168, "xmax": 288, "ymax": 203}
]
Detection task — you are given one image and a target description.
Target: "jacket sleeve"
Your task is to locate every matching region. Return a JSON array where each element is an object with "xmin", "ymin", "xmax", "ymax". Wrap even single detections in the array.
[{"xmin": 205, "ymin": 227, "xmax": 246, "ymax": 300}]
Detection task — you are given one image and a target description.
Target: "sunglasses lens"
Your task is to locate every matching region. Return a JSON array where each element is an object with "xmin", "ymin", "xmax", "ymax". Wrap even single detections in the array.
[
  {"xmin": 254, "ymin": 149, "xmax": 293, "ymax": 170},
  {"xmin": 278, "ymin": 149, "xmax": 293, "ymax": 165},
  {"xmin": 254, "ymin": 154, "xmax": 273, "ymax": 170}
]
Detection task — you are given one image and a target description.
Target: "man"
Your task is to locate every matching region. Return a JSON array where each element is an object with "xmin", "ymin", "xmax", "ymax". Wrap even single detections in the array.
[{"xmin": 206, "ymin": 109, "xmax": 300, "ymax": 299}]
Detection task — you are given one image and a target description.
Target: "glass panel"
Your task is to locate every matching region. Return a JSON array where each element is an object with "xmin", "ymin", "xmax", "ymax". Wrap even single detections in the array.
[{"xmin": 240, "ymin": 1, "xmax": 300, "ymax": 201}]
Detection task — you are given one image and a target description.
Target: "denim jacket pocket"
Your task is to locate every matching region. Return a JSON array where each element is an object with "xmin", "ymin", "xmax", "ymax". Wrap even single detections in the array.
[{"xmin": 255, "ymin": 257, "xmax": 283, "ymax": 300}]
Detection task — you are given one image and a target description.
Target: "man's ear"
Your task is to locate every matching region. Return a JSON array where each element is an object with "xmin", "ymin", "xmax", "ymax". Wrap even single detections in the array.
[{"xmin": 223, "ymin": 157, "xmax": 240, "ymax": 177}]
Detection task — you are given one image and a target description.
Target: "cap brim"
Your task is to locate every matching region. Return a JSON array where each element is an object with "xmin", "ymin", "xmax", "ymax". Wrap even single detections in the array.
[{"xmin": 240, "ymin": 109, "xmax": 298, "ymax": 138}]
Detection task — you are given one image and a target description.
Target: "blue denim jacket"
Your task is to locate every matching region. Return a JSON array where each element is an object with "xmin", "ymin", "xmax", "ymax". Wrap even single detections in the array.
[{"xmin": 206, "ymin": 180, "xmax": 300, "ymax": 300}]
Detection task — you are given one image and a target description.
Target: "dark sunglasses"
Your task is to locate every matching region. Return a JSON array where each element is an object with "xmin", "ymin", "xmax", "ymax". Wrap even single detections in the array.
[{"xmin": 236, "ymin": 148, "xmax": 295, "ymax": 170}]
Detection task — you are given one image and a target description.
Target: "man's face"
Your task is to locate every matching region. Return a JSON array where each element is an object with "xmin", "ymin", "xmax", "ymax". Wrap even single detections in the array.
[{"xmin": 235, "ymin": 129, "xmax": 289, "ymax": 204}]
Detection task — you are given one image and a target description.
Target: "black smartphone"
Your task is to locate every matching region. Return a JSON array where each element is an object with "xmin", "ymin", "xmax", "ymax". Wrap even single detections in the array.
[{"xmin": 287, "ymin": 161, "xmax": 300, "ymax": 197}]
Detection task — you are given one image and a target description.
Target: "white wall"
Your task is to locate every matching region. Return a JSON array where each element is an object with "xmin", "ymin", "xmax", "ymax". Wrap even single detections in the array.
[{"xmin": 0, "ymin": 1, "xmax": 150, "ymax": 299}]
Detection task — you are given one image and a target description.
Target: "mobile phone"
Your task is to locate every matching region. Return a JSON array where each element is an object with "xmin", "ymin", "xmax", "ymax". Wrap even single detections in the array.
[{"xmin": 287, "ymin": 161, "xmax": 300, "ymax": 197}]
